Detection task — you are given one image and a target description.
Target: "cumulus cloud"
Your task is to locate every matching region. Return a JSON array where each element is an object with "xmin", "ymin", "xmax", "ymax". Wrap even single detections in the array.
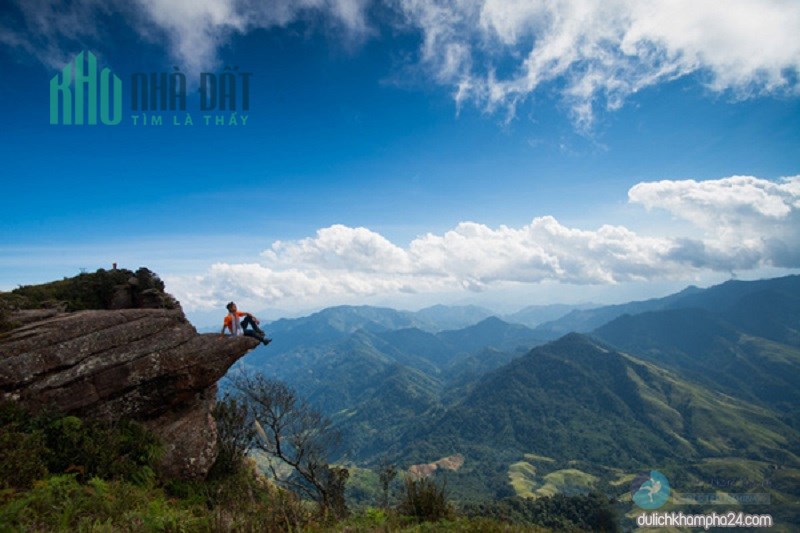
[
  {"xmin": 395, "ymin": 0, "xmax": 800, "ymax": 127},
  {"xmin": 167, "ymin": 175, "xmax": 800, "ymax": 311},
  {"xmin": 629, "ymin": 175, "xmax": 800, "ymax": 269}
]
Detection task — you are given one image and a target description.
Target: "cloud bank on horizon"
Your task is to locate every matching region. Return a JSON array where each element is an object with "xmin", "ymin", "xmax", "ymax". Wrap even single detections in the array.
[
  {"xmin": 3, "ymin": 0, "xmax": 799, "ymax": 127},
  {"xmin": 166, "ymin": 175, "xmax": 800, "ymax": 311}
]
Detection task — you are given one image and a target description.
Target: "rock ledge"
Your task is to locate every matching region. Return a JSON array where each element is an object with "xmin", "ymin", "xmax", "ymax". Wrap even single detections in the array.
[{"xmin": 0, "ymin": 305, "xmax": 258, "ymax": 479}]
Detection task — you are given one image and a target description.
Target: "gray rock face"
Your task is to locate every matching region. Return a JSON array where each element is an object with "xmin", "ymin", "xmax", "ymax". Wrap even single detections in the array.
[{"xmin": 0, "ymin": 308, "xmax": 258, "ymax": 479}]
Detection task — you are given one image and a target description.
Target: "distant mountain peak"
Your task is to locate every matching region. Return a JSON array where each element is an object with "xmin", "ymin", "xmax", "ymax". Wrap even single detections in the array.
[
  {"xmin": 540, "ymin": 332, "xmax": 614, "ymax": 359},
  {"xmin": 412, "ymin": 304, "xmax": 496, "ymax": 331},
  {"xmin": 475, "ymin": 315, "xmax": 507, "ymax": 326}
]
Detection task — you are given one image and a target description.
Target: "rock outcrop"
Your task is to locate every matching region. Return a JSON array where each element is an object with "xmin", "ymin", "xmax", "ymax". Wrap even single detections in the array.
[{"xmin": 0, "ymin": 272, "xmax": 258, "ymax": 479}]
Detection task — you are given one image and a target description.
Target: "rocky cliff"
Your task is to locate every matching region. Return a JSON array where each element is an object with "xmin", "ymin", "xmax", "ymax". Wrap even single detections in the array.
[{"xmin": 0, "ymin": 269, "xmax": 258, "ymax": 479}]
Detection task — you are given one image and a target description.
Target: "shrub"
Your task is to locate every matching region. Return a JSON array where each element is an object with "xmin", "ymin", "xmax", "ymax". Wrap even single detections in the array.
[
  {"xmin": 5, "ymin": 267, "xmax": 176, "ymax": 311},
  {"xmin": 0, "ymin": 428, "xmax": 49, "ymax": 490},
  {"xmin": 42, "ymin": 416, "xmax": 162, "ymax": 485},
  {"xmin": 0, "ymin": 403, "xmax": 162, "ymax": 488},
  {"xmin": 208, "ymin": 395, "xmax": 255, "ymax": 480},
  {"xmin": 397, "ymin": 475, "xmax": 453, "ymax": 522},
  {"xmin": 0, "ymin": 295, "xmax": 23, "ymax": 333},
  {"xmin": 166, "ymin": 465, "xmax": 315, "ymax": 532},
  {"xmin": 0, "ymin": 402, "xmax": 324, "ymax": 532},
  {"xmin": 0, "ymin": 474, "xmax": 210, "ymax": 532}
]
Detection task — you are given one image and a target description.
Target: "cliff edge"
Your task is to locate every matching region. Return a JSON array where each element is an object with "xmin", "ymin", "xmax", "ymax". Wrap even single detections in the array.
[{"xmin": 0, "ymin": 268, "xmax": 258, "ymax": 479}]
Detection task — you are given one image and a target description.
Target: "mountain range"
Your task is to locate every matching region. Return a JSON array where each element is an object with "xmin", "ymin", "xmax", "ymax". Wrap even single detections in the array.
[{"xmin": 233, "ymin": 275, "xmax": 800, "ymax": 519}]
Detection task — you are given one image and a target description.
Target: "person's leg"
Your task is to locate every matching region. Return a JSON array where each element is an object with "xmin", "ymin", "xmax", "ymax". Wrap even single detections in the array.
[
  {"xmin": 243, "ymin": 326, "xmax": 271, "ymax": 345},
  {"xmin": 241, "ymin": 315, "xmax": 271, "ymax": 345},
  {"xmin": 242, "ymin": 316, "xmax": 264, "ymax": 337}
]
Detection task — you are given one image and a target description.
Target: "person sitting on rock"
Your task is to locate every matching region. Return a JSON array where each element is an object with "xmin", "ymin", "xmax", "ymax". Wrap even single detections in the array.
[{"xmin": 221, "ymin": 302, "xmax": 271, "ymax": 346}]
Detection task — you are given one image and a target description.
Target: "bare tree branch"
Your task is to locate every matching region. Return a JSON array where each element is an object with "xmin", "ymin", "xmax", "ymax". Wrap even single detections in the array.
[{"xmin": 228, "ymin": 370, "xmax": 348, "ymax": 517}]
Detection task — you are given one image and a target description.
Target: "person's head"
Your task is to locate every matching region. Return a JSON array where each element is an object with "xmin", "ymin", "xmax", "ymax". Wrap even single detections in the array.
[{"xmin": 226, "ymin": 302, "xmax": 237, "ymax": 313}]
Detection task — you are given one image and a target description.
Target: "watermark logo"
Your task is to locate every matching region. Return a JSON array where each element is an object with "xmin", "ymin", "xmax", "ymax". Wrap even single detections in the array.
[
  {"xmin": 50, "ymin": 51, "xmax": 123, "ymax": 125},
  {"xmin": 49, "ymin": 51, "xmax": 251, "ymax": 128},
  {"xmin": 631, "ymin": 470, "xmax": 670, "ymax": 510}
]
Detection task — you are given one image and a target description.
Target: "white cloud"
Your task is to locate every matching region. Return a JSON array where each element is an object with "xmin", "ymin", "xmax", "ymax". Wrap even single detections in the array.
[
  {"xmin": 0, "ymin": 0, "xmax": 115, "ymax": 68},
  {"xmin": 396, "ymin": 0, "xmax": 800, "ymax": 128},
  {"xmin": 2, "ymin": 0, "xmax": 371, "ymax": 73},
  {"xmin": 6, "ymin": 1, "xmax": 797, "ymax": 124},
  {"xmin": 3, "ymin": 0, "xmax": 798, "ymax": 130},
  {"xmin": 134, "ymin": 0, "xmax": 372, "ymax": 73},
  {"xmin": 167, "ymin": 175, "xmax": 800, "ymax": 312},
  {"xmin": 264, "ymin": 225, "xmax": 413, "ymax": 273},
  {"xmin": 134, "ymin": 0, "xmax": 245, "ymax": 75},
  {"xmin": 629, "ymin": 175, "xmax": 800, "ymax": 269},
  {"xmin": 629, "ymin": 175, "xmax": 799, "ymax": 225}
]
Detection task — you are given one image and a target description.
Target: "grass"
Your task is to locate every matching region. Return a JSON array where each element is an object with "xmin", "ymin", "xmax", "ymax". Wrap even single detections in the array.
[
  {"xmin": 311, "ymin": 514, "xmax": 551, "ymax": 532},
  {"xmin": 508, "ymin": 462, "xmax": 537, "ymax": 498},
  {"xmin": 506, "ymin": 460, "xmax": 599, "ymax": 501},
  {"xmin": 522, "ymin": 454, "xmax": 555, "ymax": 464},
  {"xmin": 609, "ymin": 472, "xmax": 636, "ymax": 488},
  {"xmin": 536, "ymin": 469, "xmax": 598, "ymax": 498}
]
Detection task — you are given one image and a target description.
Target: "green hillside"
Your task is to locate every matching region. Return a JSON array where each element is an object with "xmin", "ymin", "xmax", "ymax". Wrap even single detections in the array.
[
  {"xmin": 231, "ymin": 274, "xmax": 800, "ymax": 523},
  {"xmin": 333, "ymin": 362, "xmax": 443, "ymax": 460},
  {"xmin": 398, "ymin": 334, "xmax": 800, "ymax": 498},
  {"xmin": 594, "ymin": 308, "xmax": 800, "ymax": 426},
  {"xmin": 531, "ymin": 285, "xmax": 704, "ymax": 338},
  {"xmin": 533, "ymin": 275, "xmax": 800, "ymax": 341},
  {"xmin": 504, "ymin": 303, "xmax": 595, "ymax": 328}
]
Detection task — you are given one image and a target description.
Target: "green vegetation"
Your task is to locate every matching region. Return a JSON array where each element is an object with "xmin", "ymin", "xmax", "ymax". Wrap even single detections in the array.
[
  {"xmin": 1, "ymin": 400, "xmax": 613, "ymax": 531},
  {"xmin": 0, "ymin": 267, "xmax": 176, "ymax": 314},
  {"xmin": 0, "ymin": 401, "xmax": 315, "ymax": 531},
  {"xmin": 378, "ymin": 458, "xmax": 399, "ymax": 509},
  {"xmin": 232, "ymin": 275, "xmax": 800, "ymax": 509},
  {"xmin": 461, "ymin": 493, "xmax": 619, "ymax": 532},
  {"xmin": 207, "ymin": 394, "xmax": 255, "ymax": 481},
  {"xmin": 536, "ymin": 469, "xmax": 598, "ymax": 498},
  {"xmin": 6, "ymin": 272, "xmax": 799, "ymax": 530},
  {"xmin": 508, "ymin": 461, "xmax": 537, "ymax": 498},
  {"xmin": 594, "ymin": 307, "xmax": 800, "ymax": 426},
  {"xmin": 0, "ymin": 402, "xmax": 161, "ymax": 490},
  {"xmin": 399, "ymin": 333, "xmax": 800, "ymax": 500},
  {"xmin": 508, "ymin": 463, "xmax": 599, "ymax": 500},
  {"xmin": 523, "ymin": 454, "xmax": 555, "ymax": 463},
  {"xmin": 0, "ymin": 307, "xmax": 18, "ymax": 334},
  {"xmin": 397, "ymin": 476, "xmax": 454, "ymax": 522}
]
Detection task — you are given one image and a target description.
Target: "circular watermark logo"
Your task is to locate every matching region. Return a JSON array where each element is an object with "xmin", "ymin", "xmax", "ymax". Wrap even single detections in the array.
[{"xmin": 631, "ymin": 470, "xmax": 670, "ymax": 510}]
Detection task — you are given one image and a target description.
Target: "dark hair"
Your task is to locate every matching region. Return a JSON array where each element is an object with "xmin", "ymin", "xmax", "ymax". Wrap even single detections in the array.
[{"xmin": 226, "ymin": 302, "xmax": 235, "ymax": 311}]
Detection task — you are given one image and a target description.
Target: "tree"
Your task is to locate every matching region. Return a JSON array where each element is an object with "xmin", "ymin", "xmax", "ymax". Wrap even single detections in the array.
[
  {"xmin": 377, "ymin": 458, "xmax": 397, "ymax": 509},
  {"xmin": 229, "ymin": 371, "xmax": 349, "ymax": 518},
  {"xmin": 209, "ymin": 394, "xmax": 256, "ymax": 479}
]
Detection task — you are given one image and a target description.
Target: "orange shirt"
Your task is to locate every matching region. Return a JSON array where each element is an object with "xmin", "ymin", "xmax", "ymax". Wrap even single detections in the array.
[{"xmin": 223, "ymin": 311, "xmax": 246, "ymax": 330}]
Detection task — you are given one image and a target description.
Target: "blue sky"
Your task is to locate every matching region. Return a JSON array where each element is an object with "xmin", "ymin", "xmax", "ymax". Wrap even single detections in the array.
[{"xmin": 1, "ymin": 1, "xmax": 799, "ymax": 325}]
